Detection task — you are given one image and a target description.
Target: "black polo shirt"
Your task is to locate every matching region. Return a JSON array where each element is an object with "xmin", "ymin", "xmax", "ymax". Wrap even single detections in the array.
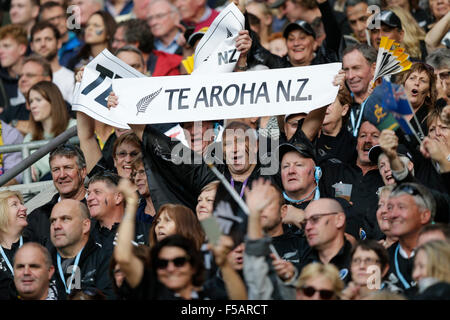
[
  {"xmin": 89, "ymin": 218, "xmax": 150, "ymax": 256},
  {"xmin": 299, "ymin": 239, "xmax": 353, "ymax": 283},
  {"xmin": 317, "ymin": 126, "xmax": 357, "ymax": 164},
  {"xmin": 271, "ymin": 230, "xmax": 309, "ymax": 271},
  {"xmin": 384, "ymin": 242, "xmax": 416, "ymax": 295},
  {"xmin": 320, "ymin": 159, "xmax": 384, "ymax": 233}
]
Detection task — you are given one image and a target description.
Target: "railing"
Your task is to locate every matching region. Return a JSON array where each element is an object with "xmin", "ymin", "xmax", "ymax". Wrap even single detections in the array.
[{"xmin": 0, "ymin": 126, "xmax": 79, "ymax": 186}]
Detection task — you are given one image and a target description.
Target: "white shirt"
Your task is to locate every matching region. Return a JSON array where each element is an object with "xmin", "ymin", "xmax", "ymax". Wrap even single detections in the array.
[{"xmin": 53, "ymin": 67, "xmax": 75, "ymax": 104}]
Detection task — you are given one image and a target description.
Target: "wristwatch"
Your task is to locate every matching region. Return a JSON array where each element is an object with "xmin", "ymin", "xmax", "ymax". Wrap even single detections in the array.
[{"xmin": 236, "ymin": 63, "xmax": 248, "ymax": 71}]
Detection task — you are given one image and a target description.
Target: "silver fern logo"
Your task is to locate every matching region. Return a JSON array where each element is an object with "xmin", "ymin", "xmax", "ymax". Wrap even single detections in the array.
[{"xmin": 136, "ymin": 88, "xmax": 162, "ymax": 116}]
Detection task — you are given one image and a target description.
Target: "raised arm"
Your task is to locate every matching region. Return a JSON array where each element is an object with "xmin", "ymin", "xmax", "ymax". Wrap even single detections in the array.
[
  {"xmin": 301, "ymin": 69, "xmax": 345, "ymax": 141},
  {"xmin": 211, "ymin": 235, "xmax": 248, "ymax": 300},
  {"xmin": 114, "ymin": 178, "xmax": 144, "ymax": 288},
  {"xmin": 425, "ymin": 11, "xmax": 450, "ymax": 52}
]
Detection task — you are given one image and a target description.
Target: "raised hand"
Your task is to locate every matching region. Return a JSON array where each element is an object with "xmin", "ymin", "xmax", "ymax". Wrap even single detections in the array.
[{"xmin": 107, "ymin": 91, "xmax": 119, "ymax": 109}]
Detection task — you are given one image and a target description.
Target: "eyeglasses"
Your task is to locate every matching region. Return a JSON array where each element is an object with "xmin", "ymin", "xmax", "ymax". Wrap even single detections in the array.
[
  {"xmin": 115, "ymin": 151, "xmax": 140, "ymax": 159},
  {"xmin": 300, "ymin": 286, "xmax": 335, "ymax": 300},
  {"xmin": 351, "ymin": 257, "xmax": 380, "ymax": 266},
  {"xmin": 155, "ymin": 256, "xmax": 190, "ymax": 269},
  {"xmin": 146, "ymin": 11, "xmax": 172, "ymax": 22},
  {"xmin": 437, "ymin": 71, "xmax": 450, "ymax": 80},
  {"xmin": 300, "ymin": 212, "xmax": 339, "ymax": 229},
  {"xmin": 131, "ymin": 169, "xmax": 146, "ymax": 178}
]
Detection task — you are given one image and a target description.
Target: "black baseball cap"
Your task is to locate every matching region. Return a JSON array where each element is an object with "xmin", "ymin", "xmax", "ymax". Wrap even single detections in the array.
[
  {"xmin": 378, "ymin": 10, "xmax": 402, "ymax": 30},
  {"xmin": 278, "ymin": 142, "xmax": 316, "ymax": 163},
  {"xmin": 368, "ymin": 144, "xmax": 413, "ymax": 164},
  {"xmin": 187, "ymin": 26, "xmax": 209, "ymax": 47},
  {"xmin": 283, "ymin": 20, "xmax": 316, "ymax": 39}
]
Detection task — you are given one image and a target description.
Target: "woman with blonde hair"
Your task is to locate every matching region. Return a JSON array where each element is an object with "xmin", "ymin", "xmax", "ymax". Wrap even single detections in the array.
[
  {"xmin": 412, "ymin": 240, "xmax": 450, "ymax": 296},
  {"xmin": 0, "ymin": 191, "xmax": 28, "ymax": 299},
  {"xmin": 296, "ymin": 263, "xmax": 345, "ymax": 300},
  {"xmin": 387, "ymin": 6, "xmax": 428, "ymax": 61},
  {"xmin": 246, "ymin": 0, "xmax": 273, "ymax": 50}
]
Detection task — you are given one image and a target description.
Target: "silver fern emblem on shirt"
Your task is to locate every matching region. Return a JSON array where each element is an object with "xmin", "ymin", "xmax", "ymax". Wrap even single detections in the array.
[{"xmin": 136, "ymin": 87, "xmax": 162, "ymax": 115}]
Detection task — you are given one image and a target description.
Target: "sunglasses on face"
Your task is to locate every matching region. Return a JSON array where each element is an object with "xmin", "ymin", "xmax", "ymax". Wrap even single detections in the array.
[
  {"xmin": 300, "ymin": 286, "xmax": 335, "ymax": 300},
  {"xmin": 155, "ymin": 256, "xmax": 190, "ymax": 269},
  {"xmin": 115, "ymin": 151, "xmax": 140, "ymax": 159}
]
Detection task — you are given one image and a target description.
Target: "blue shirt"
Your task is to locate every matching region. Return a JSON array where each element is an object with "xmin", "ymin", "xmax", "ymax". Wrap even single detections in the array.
[
  {"xmin": 59, "ymin": 31, "xmax": 82, "ymax": 68},
  {"xmin": 154, "ymin": 32, "xmax": 181, "ymax": 55}
]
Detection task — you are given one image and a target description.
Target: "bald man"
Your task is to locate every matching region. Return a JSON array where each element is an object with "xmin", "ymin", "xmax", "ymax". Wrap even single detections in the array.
[
  {"xmin": 13, "ymin": 242, "xmax": 57, "ymax": 300},
  {"xmin": 49, "ymin": 199, "xmax": 115, "ymax": 299},
  {"xmin": 299, "ymin": 198, "xmax": 353, "ymax": 282}
]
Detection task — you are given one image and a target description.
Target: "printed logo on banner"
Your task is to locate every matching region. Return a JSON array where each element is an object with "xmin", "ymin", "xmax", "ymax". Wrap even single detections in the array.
[{"xmin": 136, "ymin": 88, "xmax": 163, "ymax": 116}]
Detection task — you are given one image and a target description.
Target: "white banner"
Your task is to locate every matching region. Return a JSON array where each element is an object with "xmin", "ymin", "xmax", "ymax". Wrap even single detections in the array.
[
  {"xmin": 109, "ymin": 62, "xmax": 342, "ymax": 124},
  {"xmin": 72, "ymin": 49, "xmax": 146, "ymax": 129},
  {"xmin": 193, "ymin": 3, "xmax": 244, "ymax": 74}
]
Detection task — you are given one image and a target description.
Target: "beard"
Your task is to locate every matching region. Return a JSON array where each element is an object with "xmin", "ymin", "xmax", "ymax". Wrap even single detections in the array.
[{"xmin": 43, "ymin": 48, "xmax": 58, "ymax": 62}]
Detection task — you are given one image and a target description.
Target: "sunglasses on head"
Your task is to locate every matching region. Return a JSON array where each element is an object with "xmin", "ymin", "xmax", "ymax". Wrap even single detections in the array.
[
  {"xmin": 300, "ymin": 286, "xmax": 335, "ymax": 300},
  {"xmin": 155, "ymin": 256, "xmax": 190, "ymax": 269},
  {"xmin": 393, "ymin": 184, "xmax": 424, "ymax": 199}
]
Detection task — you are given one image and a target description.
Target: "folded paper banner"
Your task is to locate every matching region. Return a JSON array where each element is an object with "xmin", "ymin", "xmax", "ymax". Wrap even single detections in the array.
[
  {"xmin": 109, "ymin": 62, "xmax": 342, "ymax": 125},
  {"xmin": 373, "ymin": 36, "xmax": 412, "ymax": 84},
  {"xmin": 193, "ymin": 3, "xmax": 245, "ymax": 74},
  {"xmin": 72, "ymin": 49, "xmax": 146, "ymax": 129}
]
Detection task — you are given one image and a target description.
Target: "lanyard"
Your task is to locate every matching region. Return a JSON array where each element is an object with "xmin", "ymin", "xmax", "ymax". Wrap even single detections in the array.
[
  {"xmin": 230, "ymin": 177, "xmax": 248, "ymax": 199},
  {"xmin": 350, "ymin": 99, "xmax": 367, "ymax": 137},
  {"xmin": 57, "ymin": 247, "xmax": 84, "ymax": 294},
  {"xmin": 394, "ymin": 243, "xmax": 411, "ymax": 290},
  {"xmin": 282, "ymin": 183, "xmax": 320, "ymax": 204},
  {"xmin": 0, "ymin": 236, "xmax": 23, "ymax": 275}
]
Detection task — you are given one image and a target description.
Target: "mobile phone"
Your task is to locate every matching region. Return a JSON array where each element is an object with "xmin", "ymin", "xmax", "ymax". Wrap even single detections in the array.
[{"xmin": 201, "ymin": 216, "xmax": 222, "ymax": 246}]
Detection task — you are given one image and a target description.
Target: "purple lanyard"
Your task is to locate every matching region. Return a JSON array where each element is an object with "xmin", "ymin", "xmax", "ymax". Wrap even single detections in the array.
[{"xmin": 230, "ymin": 177, "xmax": 249, "ymax": 198}]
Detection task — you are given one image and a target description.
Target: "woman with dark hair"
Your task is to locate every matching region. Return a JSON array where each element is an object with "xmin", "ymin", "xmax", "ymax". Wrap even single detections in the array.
[
  {"xmin": 24, "ymin": 81, "xmax": 75, "ymax": 181},
  {"xmin": 399, "ymin": 62, "xmax": 437, "ymax": 136},
  {"xmin": 149, "ymin": 203, "xmax": 206, "ymax": 250},
  {"xmin": 114, "ymin": 179, "xmax": 247, "ymax": 300},
  {"xmin": 68, "ymin": 10, "xmax": 117, "ymax": 71},
  {"xmin": 341, "ymin": 240, "xmax": 390, "ymax": 299}
]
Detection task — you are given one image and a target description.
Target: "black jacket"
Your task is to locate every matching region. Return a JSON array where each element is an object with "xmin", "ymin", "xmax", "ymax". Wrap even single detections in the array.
[
  {"xmin": 24, "ymin": 193, "xmax": 88, "ymax": 250},
  {"xmin": 50, "ymin": 235, "xmax": 115, "ymax": 300},
  {"xmin": 0, "ymin": 66, "xmax": 20, "ymax": 113},
  {"xmin": 142, "ymin": 124, "xmax": 217, "ymax": 212}
]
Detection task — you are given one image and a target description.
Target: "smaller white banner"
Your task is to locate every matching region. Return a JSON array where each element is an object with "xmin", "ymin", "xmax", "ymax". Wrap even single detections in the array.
[
  {"xmin": 193, "ymin": 3, "xmax": 245, "ymax": 74},
  {"xmin": 72, "ymin": 49, "xmax": 146, "ymax": 129}
]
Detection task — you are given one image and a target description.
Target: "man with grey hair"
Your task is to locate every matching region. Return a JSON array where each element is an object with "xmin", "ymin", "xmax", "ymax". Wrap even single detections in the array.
[
  {"xmin": 13, "ymin": 242, "xmax": 58, "ymax": 300},
  {"xmin": 426, "ymin": 48, "xmax": 450, "ymax": 105},
  {"xmin": 385, "ymin": 182, "xmax": 436, "ymax": 294},
  {"xmin": 342, "ymin": 43, "xmax": 377, "ymax": 136},
  {"xmin": 147, "ymin": 0, "xmax": 183, "ymax": 55},
  {"xmin": 24, "ymin": 144, "xmax": 88, "ymax": 250}
]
